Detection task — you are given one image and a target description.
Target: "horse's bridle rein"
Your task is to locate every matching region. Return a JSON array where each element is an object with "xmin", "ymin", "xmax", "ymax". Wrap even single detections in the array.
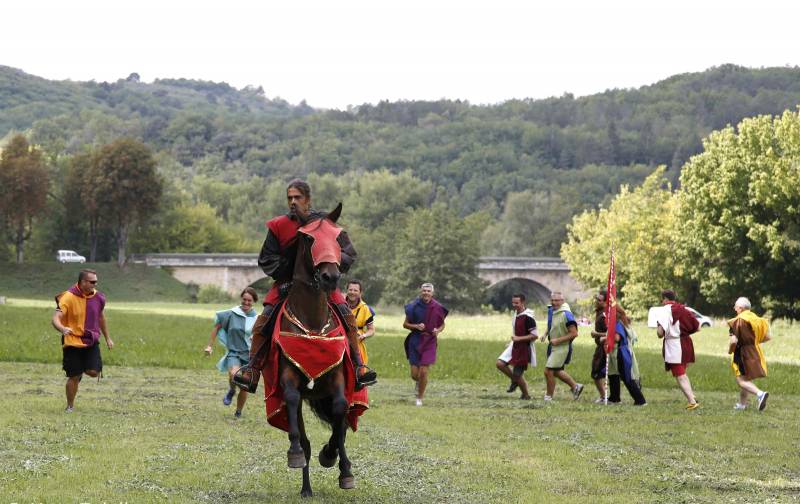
[{"xmin": 280, "ymin": 303, "xmax": 341, "ymax": 340}]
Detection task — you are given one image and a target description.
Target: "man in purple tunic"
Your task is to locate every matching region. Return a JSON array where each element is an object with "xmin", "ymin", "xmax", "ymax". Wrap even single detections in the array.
[{"xmin": 403, "ymin": 283, "xmax": 448, "ymax": 406}]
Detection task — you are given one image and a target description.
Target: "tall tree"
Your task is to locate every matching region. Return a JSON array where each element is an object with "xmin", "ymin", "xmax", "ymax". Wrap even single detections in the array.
[
  {"xmin": 0, "ymin": 135, "xmax": 49, "ymax": 263},
  {"xmin": 677, "ymin": 111, "xmax": 800, "ymax": 317},
  {"xmin": 561, "ymin": 167, "xmax": 686, "ymax": 317},
  {"xmin": 63, "ymin": 151, "xmax": 104, "ymax": 261},
  {"xmin": 92, "ymin": 139, "xmax": 162, "ymax": 266},
  {"xmin": 384, "ymin": 205, "xmax": 486, "ymax": 311}
]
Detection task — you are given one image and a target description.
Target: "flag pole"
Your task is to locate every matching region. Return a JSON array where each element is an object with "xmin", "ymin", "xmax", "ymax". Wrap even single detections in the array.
[
  {"xmin": 604, "ymin": 243, "xmax": 616, "ymax": 406},
  {"xmin": 604, "ymin": 354, "xmax": 609, "ymax": 405}
]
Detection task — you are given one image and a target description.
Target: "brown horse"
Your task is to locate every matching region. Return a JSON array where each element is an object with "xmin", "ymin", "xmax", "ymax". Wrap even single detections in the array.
[{"xmin": 264, "ymin": 203, "xmax": 364, "ymax": 498}]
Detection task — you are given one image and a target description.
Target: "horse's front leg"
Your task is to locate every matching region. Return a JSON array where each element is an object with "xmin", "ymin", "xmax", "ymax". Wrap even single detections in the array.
[
  {"xmin": 331, "ymin": 383, "xmax": 354, "ymax": 489},
  {"xmin": 298, "ymin": 405, "xmax": 313, "ymax": 497},
  {"xmin": 282, "ymin": 370, "xmax": 305, "ymax": 468}
]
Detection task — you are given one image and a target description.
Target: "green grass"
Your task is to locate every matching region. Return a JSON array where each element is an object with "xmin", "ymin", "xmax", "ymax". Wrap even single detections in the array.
[
  {"xmin": 0, "ymin": 262, "xmax": 190, "ymax": 302},
  {"xmin": 2, "ymin": 303, "xmax": 797, "ymax": 394},
  {"xmin": 2, "ymin": 363, "xmax": 799, "ymax": 503},
  {"xmin": 1, "ymin": 302, "xmax": 799, "ymax": 502}
]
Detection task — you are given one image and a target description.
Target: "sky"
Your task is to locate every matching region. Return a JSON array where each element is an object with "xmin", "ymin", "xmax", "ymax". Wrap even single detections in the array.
[{"xmin": 2, "ymin": 0, "xmax": 800, "ymax": 109}]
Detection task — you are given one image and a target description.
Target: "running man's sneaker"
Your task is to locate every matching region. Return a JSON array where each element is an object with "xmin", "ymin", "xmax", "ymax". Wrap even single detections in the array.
[
  {"xmin": 733, "ymin": 403, "xmax": 747, "ymax": 410},
  {"xmin": 757, "ymin": 391, "xmax": 769, "ymax": 411},
  {"xmin": 572, "ymin": 383, "xmax": 585, "ymax": 400},
  {"xmin": 686, "ymin": 402, "xmax": 700, "ymax": 411},
  {"xmin": 234, "ymin": 409, "xmax": 242, "ymax": 418},
  {"xmin": 223, "ymin": 388, "xmax": 235, "ymax": 406},
  {"xmin": 507, "ymin": 381, "xmax": 518, "ymax": 393}
]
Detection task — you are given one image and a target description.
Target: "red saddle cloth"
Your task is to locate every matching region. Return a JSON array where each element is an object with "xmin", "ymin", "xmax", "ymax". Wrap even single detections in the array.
[{"xmin": 264, "ymin": 302, "xmax": 368, "ymax": 432}]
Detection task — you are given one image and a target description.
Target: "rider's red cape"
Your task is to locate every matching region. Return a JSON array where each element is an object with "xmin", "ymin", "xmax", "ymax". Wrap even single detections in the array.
[{"xmin": 264, "ymin": 302, "xmax": 368, "ymax": 432}]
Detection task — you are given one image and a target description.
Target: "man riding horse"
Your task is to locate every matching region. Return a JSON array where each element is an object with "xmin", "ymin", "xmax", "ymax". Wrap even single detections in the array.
[{"xmin": 234, "ymin": 179, "xmax": 377, "ymax": 391}]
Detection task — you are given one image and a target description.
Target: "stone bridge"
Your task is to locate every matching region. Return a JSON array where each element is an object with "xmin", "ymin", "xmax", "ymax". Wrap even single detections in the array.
[{"xmin": 130, "ymin": 254, "xmax": 590, "ymax": 302}]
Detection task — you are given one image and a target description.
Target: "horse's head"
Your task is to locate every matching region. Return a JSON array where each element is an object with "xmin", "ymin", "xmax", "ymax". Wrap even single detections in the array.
[{"xmin": 296, "ymin": 203, "xmax": 343, "ymax": 293}]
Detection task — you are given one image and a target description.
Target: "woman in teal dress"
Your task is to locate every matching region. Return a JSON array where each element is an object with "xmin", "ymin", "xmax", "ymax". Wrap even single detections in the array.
[{"xmin": 204, "ymin": 287, "xmax": 258, "ymax": 418}]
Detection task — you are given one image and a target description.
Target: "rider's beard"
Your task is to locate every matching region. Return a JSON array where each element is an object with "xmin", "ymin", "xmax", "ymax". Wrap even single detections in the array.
[{"xmin": 290, "ymin": 205, "xmax": 310, "ymax": 223}]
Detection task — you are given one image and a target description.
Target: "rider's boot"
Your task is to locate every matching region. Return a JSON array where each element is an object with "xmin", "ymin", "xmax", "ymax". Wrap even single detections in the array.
[
  {"xmin": 233, "ymin": 304, "xmax": 274, "ymax": 393},
  {"xmin": 335, "ymin": 303, "xmax": 377, "ymax": 390}
]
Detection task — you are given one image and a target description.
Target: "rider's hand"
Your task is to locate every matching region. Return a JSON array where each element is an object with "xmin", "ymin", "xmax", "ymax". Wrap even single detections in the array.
[{"xmin": 417, "ymin": 323, "xmax": 426, "ymax": 331}]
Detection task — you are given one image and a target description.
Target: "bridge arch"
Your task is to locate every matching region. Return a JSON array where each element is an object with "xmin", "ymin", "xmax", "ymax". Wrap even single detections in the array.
[{"xmin": 485, "ymin": 277, "xmax": 551, "ymax": 309}]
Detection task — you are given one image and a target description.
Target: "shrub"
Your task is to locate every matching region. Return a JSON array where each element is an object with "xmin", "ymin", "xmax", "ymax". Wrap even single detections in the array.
[{"xmin": 197, "ymin": 284, "xmax": 233, "ymax": 304}]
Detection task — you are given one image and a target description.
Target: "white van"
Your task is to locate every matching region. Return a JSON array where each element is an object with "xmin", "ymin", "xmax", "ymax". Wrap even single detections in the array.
[{"xmin": 56, "ymin": 250, "xmax": 86, "ymax": 264}]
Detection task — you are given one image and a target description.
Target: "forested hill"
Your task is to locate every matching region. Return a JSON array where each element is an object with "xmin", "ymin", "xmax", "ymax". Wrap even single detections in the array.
[
  {"xmin": 5, "ymin": 64, "xmax": 800, "ymax": 173},
  {"xmin": 0, "ymin": 65, "xmax": 312, "ymax": 135},
  {"xmin": 3, "ymin": 64, "xmax": 800, "ymax": 275}
]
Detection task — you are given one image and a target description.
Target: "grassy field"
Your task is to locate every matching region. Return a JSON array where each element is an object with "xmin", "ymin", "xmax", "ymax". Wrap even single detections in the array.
[
  {"xmin": 0, "ymin": 262, "xmax": 189, "ymax": 302},
  {"xmin": 1, "ymin": 300, "xmax": 799, "ymax": 502}
]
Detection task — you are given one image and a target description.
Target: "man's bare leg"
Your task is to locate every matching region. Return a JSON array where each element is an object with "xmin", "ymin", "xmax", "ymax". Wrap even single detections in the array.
[
  {"xmin": 594, "ymin": 378, "xmax": 606, "ymax": 399},
  {"xmin": 554, "ymin": 370, "xmax": 577, "ymax": 390},
  {"xmin": 518, "ymin": 375, "xmax": 530, "ymax": 399},
  {"xmin": 544, "ymin": 368, "xmax": 556, "ymax": 397},
  {"xmin": 417, "ymin": 366, "xmax": 429, "ymax": 399},
  {"xmin": 736, "ymin": 375, "xmax": 761, "ymax": 406},
  {"xmin": 66, "ymin": 376, "xmax": 80, "ymax": 408},
  {"xmin": 676, "ymin": 374, "xmax": 697, "ymax": 404},
  {"xmin": 496, "ymin": 360, "xmax": 513, "ymax": 380}
]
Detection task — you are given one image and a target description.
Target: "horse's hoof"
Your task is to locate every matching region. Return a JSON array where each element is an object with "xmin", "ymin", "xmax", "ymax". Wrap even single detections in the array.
[
  {"xmin": 318, "ymin": 444, "xmax": 338, "ymax": 468},
  {"xmin": 300, "ymin": 488, "xmax": 313, "ymax": 498},
  {"xmin": 339, "ymin": 476, "xmax": 355, "ymax": 489},
  {"xmin": 287, "ymin": 450, "xmax": 306, "ymax": 468}
]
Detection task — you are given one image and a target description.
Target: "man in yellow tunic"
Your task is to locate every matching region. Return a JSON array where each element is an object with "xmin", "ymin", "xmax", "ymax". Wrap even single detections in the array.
[
  {"xmin": 346, "ymin": 280, "xmax": 375, "ymax": 365},
  {"xmin": 728, "ymin": 297, "xmax": 771, "ymax": 411}
]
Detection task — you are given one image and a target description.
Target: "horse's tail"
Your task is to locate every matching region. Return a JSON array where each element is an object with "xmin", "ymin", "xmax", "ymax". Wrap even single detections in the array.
[{"xmin": 307, "ymin": 397, "xmax": 335, "ymax": 427}]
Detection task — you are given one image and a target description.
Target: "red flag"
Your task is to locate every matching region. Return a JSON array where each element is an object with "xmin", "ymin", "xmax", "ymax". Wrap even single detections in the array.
[{"xmin": 604, "ymin": 248, "xmax": 617, "ymax": 354}]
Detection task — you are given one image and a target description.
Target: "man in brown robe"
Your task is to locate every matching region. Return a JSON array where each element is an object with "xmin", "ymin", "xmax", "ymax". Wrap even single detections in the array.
[{"xmin": 728, "ymin": 296, "xmax": 771, "ymax": 411}]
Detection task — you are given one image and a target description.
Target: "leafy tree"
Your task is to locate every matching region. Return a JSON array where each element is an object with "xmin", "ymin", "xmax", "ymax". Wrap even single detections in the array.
[
  {"xmin": 343, "ymin": 169, "xmax": 431, "ymax": 229},
  {"xmin": 677, "ymin": 111, "xmax": 800, "ymax": 317},
  {"xmin": 130, "ymin": 202, "xmax": 250, "ymax": 253},
  {"xmin": 384, "ymin": 205, "xmax": 486, "ymax": 311},
  {"xmin": 63, "ymin": 151, "xmax": 106, "ymax": 261},
  {"xmin": 0, "ymin": 135, "xmax": 49, "ymax": 263},
  {"xmin": 482, "ymin": 188, "xmax": 581, "ymax": 257},
  {"xmin": 91, "ymin": 139, "xmax": 162, "ymax": 266},
  {"xmin": 561, "ymin": 167, "xmax": 685, "ymax": 317}
]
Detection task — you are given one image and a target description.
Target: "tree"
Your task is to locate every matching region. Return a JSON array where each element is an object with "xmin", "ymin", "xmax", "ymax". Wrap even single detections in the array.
[
  {"xmin": 677, "ymin": 111, "xmax": 800, "ymax": 317},
  {"xmin": 130, "ymin": 202, "xmax": 248, "ymax": 253},
  {"xmin": 0, "ymin": 135, "xmax": 49, "ymax": 263},
  {"xmin": 561, "ymin": 167, "xmax": 685, "ymax": 317},
  {"xmin": 481, "ymin": 188, "xmax": 582, "ymax": 257},
  {"xmin": 62, "ymin": 151, "xmax": 104, "ymax": 261},
  {"xmin": 384, "ymin": 205, "xmax": 487, "ymax": 311},
  {"xmin": 92, "ymin": 139, "xmax": 162, "ymax": 266},
  {"xmin": 343, "ymin": 169, "xmax": 431, "ymax": 229}
]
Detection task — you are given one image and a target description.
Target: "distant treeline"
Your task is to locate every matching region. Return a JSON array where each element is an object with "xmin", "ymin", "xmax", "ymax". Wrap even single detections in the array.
[{"xmin": 2, "ymin": 64, "xmax": 800, "ymax": 308}]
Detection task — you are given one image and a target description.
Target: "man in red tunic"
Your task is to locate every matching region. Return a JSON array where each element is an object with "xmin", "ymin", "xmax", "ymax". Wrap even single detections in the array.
[
  {"xmin": 235, "ymin": 179, "xmax": 376, "ymax": 391},
  {"xmin": 495, "ymin": 293, "xmax": 538, "ymax": 400},
  {"xmin": 656, "ymin": 289, "xmax": 700, "ymax": 410}
]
